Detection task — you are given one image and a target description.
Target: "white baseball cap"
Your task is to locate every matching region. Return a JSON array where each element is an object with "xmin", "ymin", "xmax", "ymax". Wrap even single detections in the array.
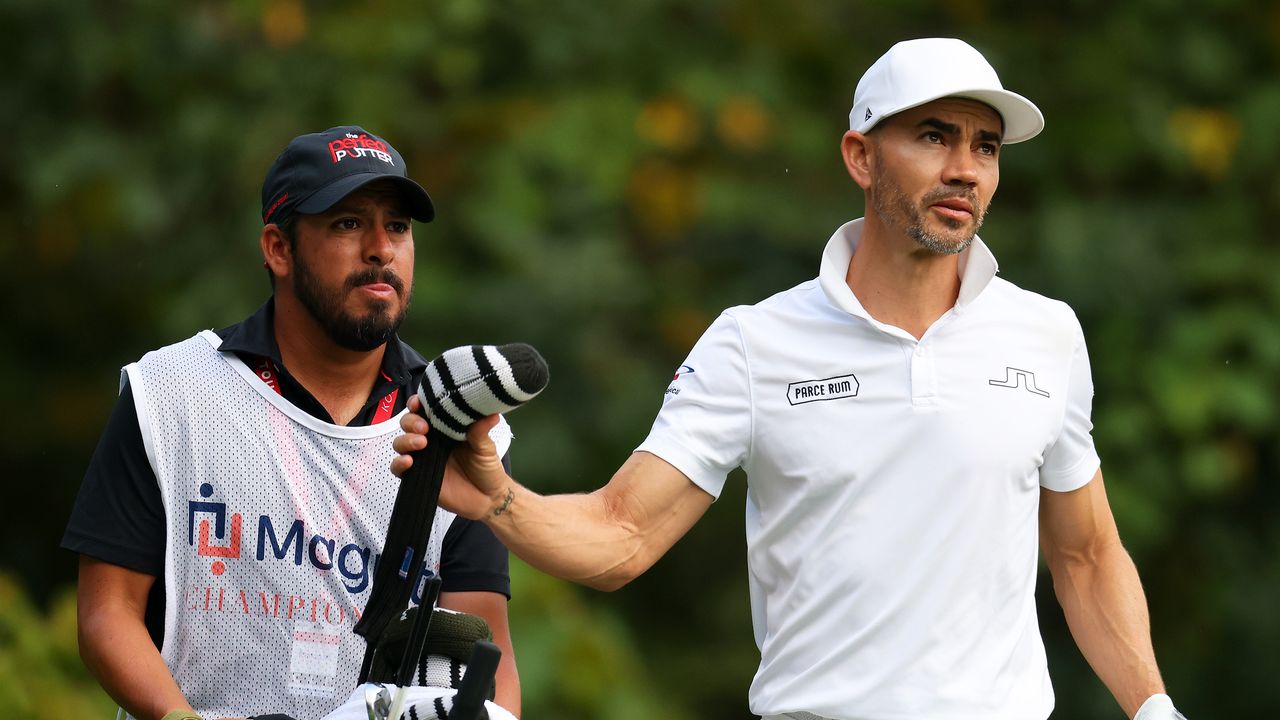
[{"xmin": 849, "ymin": 38, "xmax": 1044, "ymax": 144}]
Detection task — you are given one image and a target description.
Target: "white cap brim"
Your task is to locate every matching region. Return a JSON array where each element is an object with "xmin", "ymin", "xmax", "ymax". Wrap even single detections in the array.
[{"xmin": 859, "ymin": 87, "xmax": 1044, "ymax": 144}]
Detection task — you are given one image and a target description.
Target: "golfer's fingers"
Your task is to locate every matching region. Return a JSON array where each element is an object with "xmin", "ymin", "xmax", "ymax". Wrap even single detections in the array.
[
  {"xmin": 466, "ymin": 415, "xmax": 502, "ymax": 451},
  {"xmin": 400, "ymin": 398, "xmax": 430, "ymax": 436},
  {"xmin": 390, "ymin": 452, "xmax": 413, "ymax": 477},
  {"xmin": 393, "ymin": 425, "xmax": 427, "ymax": 453},
  {"xmin": 392, "ymin": 399, "xmax": 429, "ymax": 478}
]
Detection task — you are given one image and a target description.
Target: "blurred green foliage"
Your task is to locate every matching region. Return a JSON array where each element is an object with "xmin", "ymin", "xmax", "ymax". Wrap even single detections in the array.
[
  {"xmin": 0, "ymin": 573, "xmax": 118, "ymax": 719},
  {"xmin": 4, "ymin": 0, "xmax": 1278, "ymax": 717}
]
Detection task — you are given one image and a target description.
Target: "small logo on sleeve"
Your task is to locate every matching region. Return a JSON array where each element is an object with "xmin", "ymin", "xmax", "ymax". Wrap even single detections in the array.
[
  {"xmin": 664, "ymin": 365, "xmax": 695, "ymax": 399},
  {"xmin": 988, "ymin": 367, "xmax": 1050, "ymax": 397},
  {"xmin": 787, "ymin": 373, "xmax": 860, "ymax": 406}
]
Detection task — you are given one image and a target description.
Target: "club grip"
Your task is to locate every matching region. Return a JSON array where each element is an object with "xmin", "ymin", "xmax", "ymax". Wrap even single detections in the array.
[{"xmin": 451, "ymin": 640, "xmax": 502, "ymax": 720}]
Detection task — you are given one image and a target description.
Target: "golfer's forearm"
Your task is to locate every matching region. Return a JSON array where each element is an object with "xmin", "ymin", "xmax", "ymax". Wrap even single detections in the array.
[
  {"xmin": 485, "ymin": 484, "xmax": 652, "ymax": 591},
  {"xmin": 1050, "ymin": 543, "xmax": 1164, "ymax": 717},
  {"xmin": 80, "ymin": 607, "xmax": 190, "ymax": 720}
]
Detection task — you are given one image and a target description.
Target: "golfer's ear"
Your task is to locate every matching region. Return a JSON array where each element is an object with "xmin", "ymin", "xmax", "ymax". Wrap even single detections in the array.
[{"xmin": 842, "ymin": 130, "xmax": 874, "ymax": 190}]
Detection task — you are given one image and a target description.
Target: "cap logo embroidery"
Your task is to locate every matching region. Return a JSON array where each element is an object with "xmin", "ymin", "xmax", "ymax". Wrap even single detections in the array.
[
  {"xmin": 864, "ymin": 108, "xmax": 873, "ymax": 121},
  {"xmin": 327, "ymin": 133, "xmax": 394, "ymax": 165},
  {"xmin": 787, "ymin": 373, "xmax": 860, "ymax": 406},
  {"xmin": 263, "ymin": 192, "xmax": 289, "ymax": 223}
]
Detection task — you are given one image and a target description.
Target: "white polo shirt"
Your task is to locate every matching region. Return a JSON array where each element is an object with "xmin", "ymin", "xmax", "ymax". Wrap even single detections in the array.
[{"xmin": 637, "ymin": 219, "xmax": 1101, "ymax": 720}]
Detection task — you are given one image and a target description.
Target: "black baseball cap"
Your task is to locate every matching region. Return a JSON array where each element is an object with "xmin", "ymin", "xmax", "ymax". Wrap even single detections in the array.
[{"xmin": 260, "ymin": 125, "xmax": 435, "ymax": 225}]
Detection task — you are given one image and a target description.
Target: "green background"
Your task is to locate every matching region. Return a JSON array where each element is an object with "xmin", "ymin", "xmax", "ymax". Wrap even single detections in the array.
[{"xmin": 3, "ymin": 0, "xmax": 1277, "ymax": 717}]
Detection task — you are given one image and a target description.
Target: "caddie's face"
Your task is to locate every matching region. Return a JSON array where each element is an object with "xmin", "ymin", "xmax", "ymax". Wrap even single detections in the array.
[
  {"xmin": 289, "ymin": 180, "xmax": 416, "ymax": 352},
  {"xmin": 866, "ymin": 98, "xmax": 1002, "ymax": 255}
]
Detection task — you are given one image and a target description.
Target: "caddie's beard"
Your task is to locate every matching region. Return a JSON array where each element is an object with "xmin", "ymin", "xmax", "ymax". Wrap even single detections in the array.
[
  {"xmin": 293, "ymin": 256, "xmax": 411, "ymax": 352},
  {"xmin": 871, "ymin": 161, "xmax": 987, "ymax": 256}
]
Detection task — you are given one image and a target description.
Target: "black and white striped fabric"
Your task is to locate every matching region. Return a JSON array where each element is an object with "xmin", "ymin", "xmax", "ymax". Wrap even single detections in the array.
[
  {"xmin": 417, "ymin": 344, "xmax": 549, "ymax": 441},
  {"xmin": 319, "ymin": 685, "xmax": 518, "ymax": 720}
]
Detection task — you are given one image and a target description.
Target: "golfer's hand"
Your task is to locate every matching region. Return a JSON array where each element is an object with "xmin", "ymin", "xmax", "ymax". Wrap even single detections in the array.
[{"xmin": 392, "ymin": 394, "xmax": 511, "ymax": 521}]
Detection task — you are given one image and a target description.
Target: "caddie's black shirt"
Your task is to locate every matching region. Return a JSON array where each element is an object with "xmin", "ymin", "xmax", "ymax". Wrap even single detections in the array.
[{"xmin": 62, "ymin": 299, "xmax": 512, "ymax": 647}]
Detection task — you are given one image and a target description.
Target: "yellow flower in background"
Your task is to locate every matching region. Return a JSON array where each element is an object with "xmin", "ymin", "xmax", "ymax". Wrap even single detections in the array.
[
  {"xmin": 636, "ymin": 96, "xmax": 701, "ymax": 151},
  {"xmin": 263, "ymin": 0, "xmax": 307, "ymax": 48},
  {"xmin": 627, "ymin": 159, "xmax": 701, "ymax": 241},
  {"xmin": 717, "ymin": 95, "xmax": 771, "ymax": 153},
  {"xmin": 1168, "ymin": 107, "xmax": 1239, "ymax": 179}
]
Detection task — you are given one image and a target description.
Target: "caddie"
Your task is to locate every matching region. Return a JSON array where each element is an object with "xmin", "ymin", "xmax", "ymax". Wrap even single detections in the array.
[{"xmin": 63, "ymin": 126, "xmax": 521, "ymax": 720}]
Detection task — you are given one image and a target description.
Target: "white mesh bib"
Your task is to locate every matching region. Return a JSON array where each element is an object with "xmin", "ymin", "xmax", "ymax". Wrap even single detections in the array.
[{"xmin": 125, "ymin": 331, "xmax": 509, "ymax": 720}]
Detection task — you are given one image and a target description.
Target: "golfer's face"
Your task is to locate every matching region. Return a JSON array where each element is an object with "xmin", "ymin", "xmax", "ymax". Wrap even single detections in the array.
[{"xmin": 869, "ymin": 98, "xmax": 1002, "ymax": 251}]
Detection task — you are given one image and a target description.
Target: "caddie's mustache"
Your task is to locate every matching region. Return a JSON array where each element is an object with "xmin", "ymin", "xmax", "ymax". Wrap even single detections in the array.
[{"xmin": 347, "ymin": 268, "xmax": 405, "ymax": 293}]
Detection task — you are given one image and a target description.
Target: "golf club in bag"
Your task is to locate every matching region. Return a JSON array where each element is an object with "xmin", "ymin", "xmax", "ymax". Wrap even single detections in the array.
[{"xmin": 351, "ymin": 343, "xmax": 549, "ymax": 720}]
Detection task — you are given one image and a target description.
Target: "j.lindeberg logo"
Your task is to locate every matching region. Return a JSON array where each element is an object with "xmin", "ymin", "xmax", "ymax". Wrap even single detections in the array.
[
  {"xmin": 787, "ymin": 373, "xmax": 860, "ymax": 406},
  {"xmin": 989, "ymin": 367, "xmax": 1050, "ymax": 398}
]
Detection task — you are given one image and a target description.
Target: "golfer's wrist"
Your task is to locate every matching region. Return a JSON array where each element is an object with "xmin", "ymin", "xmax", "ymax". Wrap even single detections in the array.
[
  {"xmin": 1133, "ymin": 693, "xmax": 1187, "ymax": 720},
  {"xmin": 489, "ymin": 485, "xmax": 516, "ymax": 519}
]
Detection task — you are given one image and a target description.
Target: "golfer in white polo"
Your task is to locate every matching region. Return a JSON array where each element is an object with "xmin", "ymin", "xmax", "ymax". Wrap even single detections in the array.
[{"xmin": 393, "ymin": 38, "xmax": 1188, "ymax": 720}]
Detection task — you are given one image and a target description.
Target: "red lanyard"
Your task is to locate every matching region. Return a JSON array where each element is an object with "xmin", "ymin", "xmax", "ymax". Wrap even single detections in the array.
[{"xmin": 253, "ymin": 357, "xmax": 399, "ymax": 424}]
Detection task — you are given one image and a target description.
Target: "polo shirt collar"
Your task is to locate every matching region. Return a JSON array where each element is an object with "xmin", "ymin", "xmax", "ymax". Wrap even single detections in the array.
[
  {"xmin": 217, "ymin": 299, "xmax": 286, "ymax": 366},
  {"xmin": 217, "ymin": 298, "xmax": 428, "ymax": 384},
  {"xmin": 818, "ymin": 218, "xmax": 1000, "ymax": 320}
]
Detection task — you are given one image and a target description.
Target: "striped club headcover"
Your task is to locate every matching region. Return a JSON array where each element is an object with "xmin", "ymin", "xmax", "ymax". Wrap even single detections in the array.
[{"xmin": 417, "ymin": 344, "xmax": 549, "ymax": 440}]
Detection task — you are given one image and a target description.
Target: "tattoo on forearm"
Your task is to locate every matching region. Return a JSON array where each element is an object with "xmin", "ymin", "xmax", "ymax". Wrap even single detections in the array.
[{"xmin": 492, "ymin": 488, "xmax": 514, "ymax": 517}]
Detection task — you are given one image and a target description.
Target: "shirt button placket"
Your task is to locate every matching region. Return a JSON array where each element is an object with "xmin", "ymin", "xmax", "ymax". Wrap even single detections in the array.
[{"xmin": 911, "ymin": 342, "xmax": 937, "ymax": 408}]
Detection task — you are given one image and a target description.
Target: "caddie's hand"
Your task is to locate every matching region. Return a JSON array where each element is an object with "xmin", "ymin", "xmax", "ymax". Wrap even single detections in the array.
[
  {"xmin": 391, "ymin": 394, "xmax": 512, "ymax": 521},
  {"xmin": 1133, "ymin": 694, "xmax": 1187, "ymax": 720}
]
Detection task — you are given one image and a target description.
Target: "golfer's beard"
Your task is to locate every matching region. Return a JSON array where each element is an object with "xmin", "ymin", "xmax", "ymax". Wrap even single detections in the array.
[
  {"xmin": 293, "ymin": 258, "xmax": 411, "ymax": 352},
  {"xmin": 872, "ymin": 175, "xmax": 986, "ymax": 256}
]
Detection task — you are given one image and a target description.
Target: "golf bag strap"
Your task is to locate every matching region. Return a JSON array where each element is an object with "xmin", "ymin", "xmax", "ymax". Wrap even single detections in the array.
[{"xmin": 354, "ymin": 428, "xmax": 459, "ymax": 681}]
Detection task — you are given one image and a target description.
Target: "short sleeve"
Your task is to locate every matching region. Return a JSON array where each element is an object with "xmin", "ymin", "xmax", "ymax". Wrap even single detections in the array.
[
  {"xmin": 635, "ymin": 312, "xmax": 752, "ymax": 499},
  {"xmin": 439, "ymin": 452, "xmax": 512, "ymax": 598},
  {"xmin": 1040, "ymin": 318, "xmax": 1102, "ymax": 492},
  {"xmin": 61, "ymin": 379, "xmax": 168, "ymax": 575}
]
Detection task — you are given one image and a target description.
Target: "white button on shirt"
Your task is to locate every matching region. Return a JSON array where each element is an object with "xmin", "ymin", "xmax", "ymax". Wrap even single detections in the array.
[{"xmin": 637, "ymin": 219, "xmax": 1101, "ymax": 720}]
